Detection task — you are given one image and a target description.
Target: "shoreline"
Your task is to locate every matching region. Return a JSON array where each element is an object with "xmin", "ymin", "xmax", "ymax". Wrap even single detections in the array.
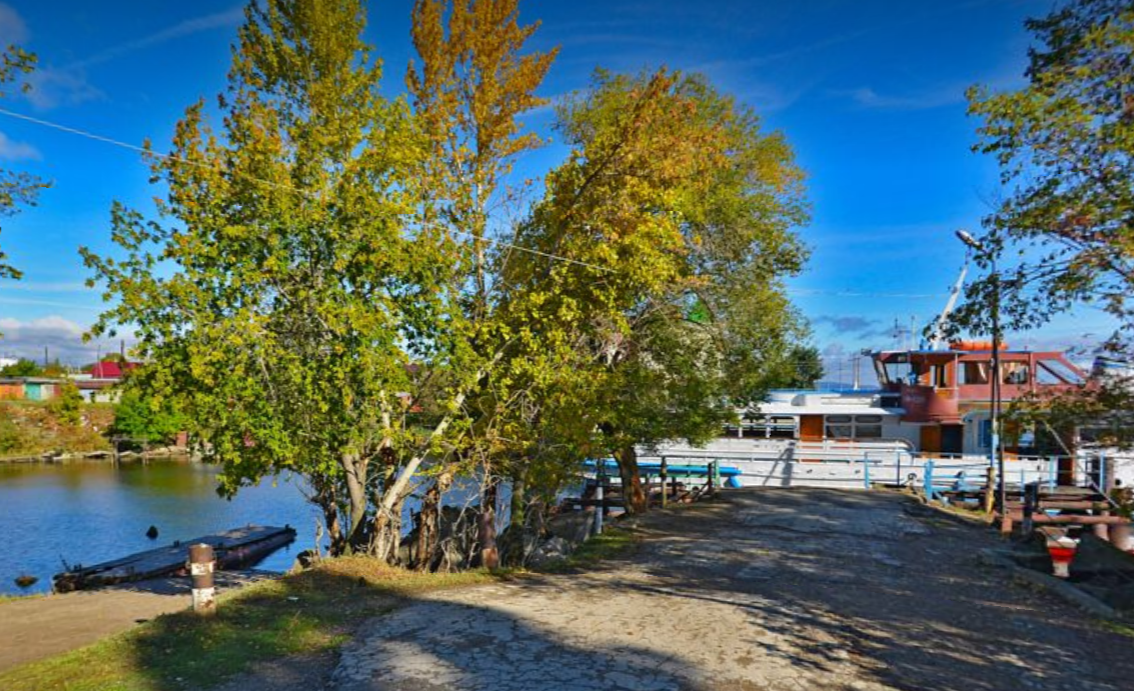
[{"xmin": 0, "ymin": 447, "xmax": 193, "ymax": 464}]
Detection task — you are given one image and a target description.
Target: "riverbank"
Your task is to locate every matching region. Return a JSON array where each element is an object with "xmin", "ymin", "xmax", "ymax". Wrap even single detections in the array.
[
  {"xmin": 0, "ymin": 400, "xmax": 114, "ymax": 461},
  {"xmin": 0, "ymin": 558, "xmax": 509, "ymax": 690},
  {"xmin": 0, "ymin": 446, "xmax": 188, "ymax": 464}
]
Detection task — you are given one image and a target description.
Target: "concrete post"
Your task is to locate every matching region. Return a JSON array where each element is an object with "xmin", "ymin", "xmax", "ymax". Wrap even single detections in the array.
[
  {"xmin": 593, "ymin": 480, "xmax": 604, "ymax": 536},
  {"xmin": 189, "ymin": 543, "xmax": 217, "ymax": 615},
  {"xmin": 1022, "ymin": 482, "xmax": 1039, "ymax": 535}
]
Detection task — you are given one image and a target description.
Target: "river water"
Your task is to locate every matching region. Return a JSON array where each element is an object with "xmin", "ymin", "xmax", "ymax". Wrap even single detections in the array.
[{"xmin": 0, "ymin": 459, "xmax": 321, "ymax": 595}]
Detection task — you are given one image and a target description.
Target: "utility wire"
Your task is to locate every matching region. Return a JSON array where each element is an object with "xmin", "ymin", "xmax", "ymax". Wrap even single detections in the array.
[{"xmin": 0, "ymin": 106, "xmax": 613, "ymax": 274}]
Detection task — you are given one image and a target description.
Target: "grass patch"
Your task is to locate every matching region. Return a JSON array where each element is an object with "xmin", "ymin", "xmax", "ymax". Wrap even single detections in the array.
[
  {"xmin": 0, "ymin": 592, "xmax": 44, "ymax": 605},
  {"xmin": 541, "ymin": 526, "xmax": 638, "ymax": 573},
  {"xmin": 0, "ymin": 557, "xmax": 501, "ymax": 691},
  {"xmin": 1099, "ymin": 620, "xmax": 1134, "ymax": 639}
]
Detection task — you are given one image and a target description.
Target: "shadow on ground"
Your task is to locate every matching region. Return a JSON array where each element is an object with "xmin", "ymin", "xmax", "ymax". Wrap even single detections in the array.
[
  {"xmin": 588, "ymin": 489, "xmax": 1134, "ymax": 691},
  {"xmin": 14, "ymin": 489, "xmax": 1133, "ymax": 691}
]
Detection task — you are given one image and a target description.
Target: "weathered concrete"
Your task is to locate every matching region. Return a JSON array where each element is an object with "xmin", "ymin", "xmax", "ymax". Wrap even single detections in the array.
[{"xmin": 334, "ymin": 489, "xmax": 1134, "ymax": 691}]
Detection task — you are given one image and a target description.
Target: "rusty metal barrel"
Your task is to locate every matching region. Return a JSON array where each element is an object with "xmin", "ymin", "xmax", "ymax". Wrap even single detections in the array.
[{"xmin": 189, "ymin": 543, "xmax": 217, "ymax": 615}]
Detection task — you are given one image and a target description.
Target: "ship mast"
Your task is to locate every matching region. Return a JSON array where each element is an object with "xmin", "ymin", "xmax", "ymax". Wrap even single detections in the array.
[{"xmin": 925, "ymin": 247, "xmax": 971, "ymax": 350}]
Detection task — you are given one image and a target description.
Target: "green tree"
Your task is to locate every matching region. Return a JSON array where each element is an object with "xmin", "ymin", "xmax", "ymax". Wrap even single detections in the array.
[
  {"xmin": 49, "ymin": 381, "xmax": 83, "ymax": 426},
  {"xmin": 781, "ymin": 345, "xmax": 824, "ymax": 389},
  {"xmin": 0, "ymin": 44, "xmax": 48, "ymax": 281},
  {"xmin": 111, "ymin": 391, "xmax": 187, "ymax": 445},
  {"xmin": 82, "ymin": 0, "xmax": 463, "ymax": 556},
  {"xmin": 0, "ymin": 358, "xmax": 42, "ymax": 377},
  {"xmin": 964, "ymin": 0, "xmax": 1133, "ymax": 343},
  {"xmin": 401, "ymin": 0, "xmax": 556, "ymax": 568},
  {"xmin": 961, "ymin": 0, "xmax": 1134, "ymax": 441},
  {"xmin": 507, "ymin": 69, "xmax": 809, "ymax": 513}
]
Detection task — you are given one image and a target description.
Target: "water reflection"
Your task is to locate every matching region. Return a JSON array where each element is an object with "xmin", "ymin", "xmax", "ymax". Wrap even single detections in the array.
[{"xmin": 0, "ymin": 459, "xmax": 320, "ymax": 595}]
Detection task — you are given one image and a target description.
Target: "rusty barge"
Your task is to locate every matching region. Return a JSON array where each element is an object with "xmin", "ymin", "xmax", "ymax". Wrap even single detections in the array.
[{"xmin": 52, "ymin": 524, "xmax": 296, "ymax": 592}]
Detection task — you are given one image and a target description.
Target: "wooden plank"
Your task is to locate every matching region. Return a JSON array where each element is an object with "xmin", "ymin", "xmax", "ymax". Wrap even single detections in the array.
[{"xmin": 1005, "ymin": 513, "xmax": 1128, "ymax": 525}]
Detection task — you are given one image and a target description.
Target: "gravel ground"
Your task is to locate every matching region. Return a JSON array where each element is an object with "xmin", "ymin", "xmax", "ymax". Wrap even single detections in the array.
[{"xmin": 328, "ymin": 488, "xmax": 1134, "ymax": 691}]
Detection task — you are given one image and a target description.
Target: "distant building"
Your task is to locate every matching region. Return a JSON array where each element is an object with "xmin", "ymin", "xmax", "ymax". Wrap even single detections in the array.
[
  {"xmin": 70, "ymin": 360, "xmax": 140, "ymax": 403},
  {"xmin": 0, "ymin": 377, "xmax": 62, "ymax": 401},
  {"xmin": 89, "ymin": 361, "xmax": 139, "ymax": 379}
]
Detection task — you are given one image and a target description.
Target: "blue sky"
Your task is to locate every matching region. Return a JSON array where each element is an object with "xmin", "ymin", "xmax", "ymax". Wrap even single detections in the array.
[{"xmin": 0, "ymin": 0, "xmax": 1115, "ymax": 370}]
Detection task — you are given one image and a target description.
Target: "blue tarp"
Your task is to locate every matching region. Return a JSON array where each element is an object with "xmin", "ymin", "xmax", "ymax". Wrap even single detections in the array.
[{"xmin": 583, "ymin": 459, "xmax": 744, "ymax": 487}]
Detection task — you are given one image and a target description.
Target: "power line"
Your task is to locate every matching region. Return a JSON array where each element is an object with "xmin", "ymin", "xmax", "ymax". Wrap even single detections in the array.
[{"xmin": 0, "ymin": 106, "xmax": 613, "ymax": 274}]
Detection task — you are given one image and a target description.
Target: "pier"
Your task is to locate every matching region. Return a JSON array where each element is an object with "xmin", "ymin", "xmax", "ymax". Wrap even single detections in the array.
[{"xmin": 52, "ymin": 525, "xmax": 296, "ymax": 592}]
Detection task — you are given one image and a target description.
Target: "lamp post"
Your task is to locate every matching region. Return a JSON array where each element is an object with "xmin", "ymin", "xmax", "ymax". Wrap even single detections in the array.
[{"xmin": 955, "ymin": 229, "xmax": 1005, "ymax": 519}]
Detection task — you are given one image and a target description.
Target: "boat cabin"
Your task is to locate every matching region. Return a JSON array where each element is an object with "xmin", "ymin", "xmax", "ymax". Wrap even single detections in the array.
[{"xmin": 872, "ymin": 343, "xmax": 1086, "ymax": 456}]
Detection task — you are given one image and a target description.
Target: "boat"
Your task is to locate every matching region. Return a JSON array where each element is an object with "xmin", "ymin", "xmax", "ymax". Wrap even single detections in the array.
[{"xmin": 636, "ymin": 342, "xmax": 1129, "ymax": 491}]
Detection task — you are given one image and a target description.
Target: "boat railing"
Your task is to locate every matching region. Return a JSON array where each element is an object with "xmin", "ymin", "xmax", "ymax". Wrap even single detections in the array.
[{"xmin": 636, "ymin": 445, "xmax": 1090, "ymax": 492}]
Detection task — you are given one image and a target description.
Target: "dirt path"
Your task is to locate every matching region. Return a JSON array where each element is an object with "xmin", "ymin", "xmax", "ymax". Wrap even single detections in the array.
[
  {"xmin": 332, "ymin": 489, "xmax": 1134, "ymax": 691},
  {"xmin": 0, "ymin": 571, "xmax": 273, "ymax": 673}
]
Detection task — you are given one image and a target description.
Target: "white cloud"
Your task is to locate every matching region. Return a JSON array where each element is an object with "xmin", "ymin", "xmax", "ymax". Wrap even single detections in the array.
[
  {"xmin": 837, "ymin": 86, "xmax": 965, "ymax": 111},
  {"xmin": 67, "ymin": 6, "xmax": 245, "ymax": 72},
  {"xmin": 23, "ymin": 67, "xmax": 104, "ymax": 110},
  {"xmin": 0, "ymin": 316, "xmax": 135, "ymax": 365},
  {"xmin": 0, "ymin": 3, "xmax": 28, "ymax": 46},
  {"xmin": 21, "ymin": 6, "xmax": 243, "ymax": 110},
  {"xmin": 0, "ymin": 130, "xmax": 39, "ymax": 160}
]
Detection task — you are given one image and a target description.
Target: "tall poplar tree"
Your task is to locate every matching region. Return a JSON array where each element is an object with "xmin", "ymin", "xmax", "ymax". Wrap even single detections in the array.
[
  {"xmin": 403, "ymin": 0, "xmax": 556, "ymax": 568},
  {"xmin": 82, "ymin": 0, "xmax": 464, "ymax": 555},
  {"xmin": 508, "ymin": 69, "xmax": 809, "ymax": 513}
]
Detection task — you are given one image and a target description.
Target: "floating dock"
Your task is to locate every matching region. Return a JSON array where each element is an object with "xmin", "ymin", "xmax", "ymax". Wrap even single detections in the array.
[{"xmin": 52, "ymin": 525, "xmax": 297, "ymax": 592}]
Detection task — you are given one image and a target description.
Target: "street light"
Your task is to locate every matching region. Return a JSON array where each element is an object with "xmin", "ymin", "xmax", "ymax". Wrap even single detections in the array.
[{"xmin": 955, "ymin": 229, "xmax": 1004, "ymax": 518}]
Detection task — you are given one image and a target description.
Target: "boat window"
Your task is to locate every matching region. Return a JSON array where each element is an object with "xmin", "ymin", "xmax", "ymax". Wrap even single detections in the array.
[
  {"xmin": 933, "ymin": 364, "xmax": 949, "ymax": 388},
  {"xmin": 1002, "ymin": 362, "xmax": 1029, "ymax": 385},
  {"xmin": 826, "ymin": 423, "xmax": 853, "ymax": 438},
  {"xmin": 825, "ymin": 415, "xmax": 883, "ymax": 439},
  {"xmin": 741, "ymin": 416, "xmax": 796, "ymax": 439},
  {"xmin": 884, "ymin": 362, "xmax": 912, "ymax": 385},
  {"xmin": 960, "ymin": 361, "xmax": 989, "ymax": 385},
  {"xmin": 854, "ymin": 415, "xmax": 882, "ymax": 438},
  {"xmin": 1036, "ymin": 359, "xmax": 1085, "ymax": 385},
  {"xmin": 979, "ymin": 419, "xmax": 992, "ymax": 450}
]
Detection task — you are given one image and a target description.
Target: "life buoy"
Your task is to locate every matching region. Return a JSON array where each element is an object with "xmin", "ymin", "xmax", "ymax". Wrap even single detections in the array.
[{"xmin": 949, "ymin": 340, "xmax": 1007, "ymax": 351}]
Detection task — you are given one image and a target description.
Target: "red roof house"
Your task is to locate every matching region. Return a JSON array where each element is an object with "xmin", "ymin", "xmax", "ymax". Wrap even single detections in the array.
[{"xmin": 90, "ymin": 361, "xmax": 139, "ymax": 379}]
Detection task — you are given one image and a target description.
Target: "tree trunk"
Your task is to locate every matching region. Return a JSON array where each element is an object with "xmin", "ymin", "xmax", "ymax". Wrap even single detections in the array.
[
  {"xmin": 477, "ymin": 472, "xmax": 500, "ymax": 569},
  {"xmin": 313, "ymin": 475, "xmax": 346, "ymax": 555},
  {"xmin": 510, "ymin": 466, "xmax": 527, "ymax": 531},
  {"xmin": 341, "ymin": 453, "xmax": 369, "ymax": 550},
  {"xmin": 414, "ymin": 482, "xmax": 441, "ymax": 571},
  {"xmin": 371, "ymin": 497, "xmax": 404, "ymax": 564},
  {"xmin": 614, "ymin": 445, "xmax": 648, "ymax": 514},
  {"xmin": 370, "ymin": 462, "xmax": 403, "ymax": 563}
]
